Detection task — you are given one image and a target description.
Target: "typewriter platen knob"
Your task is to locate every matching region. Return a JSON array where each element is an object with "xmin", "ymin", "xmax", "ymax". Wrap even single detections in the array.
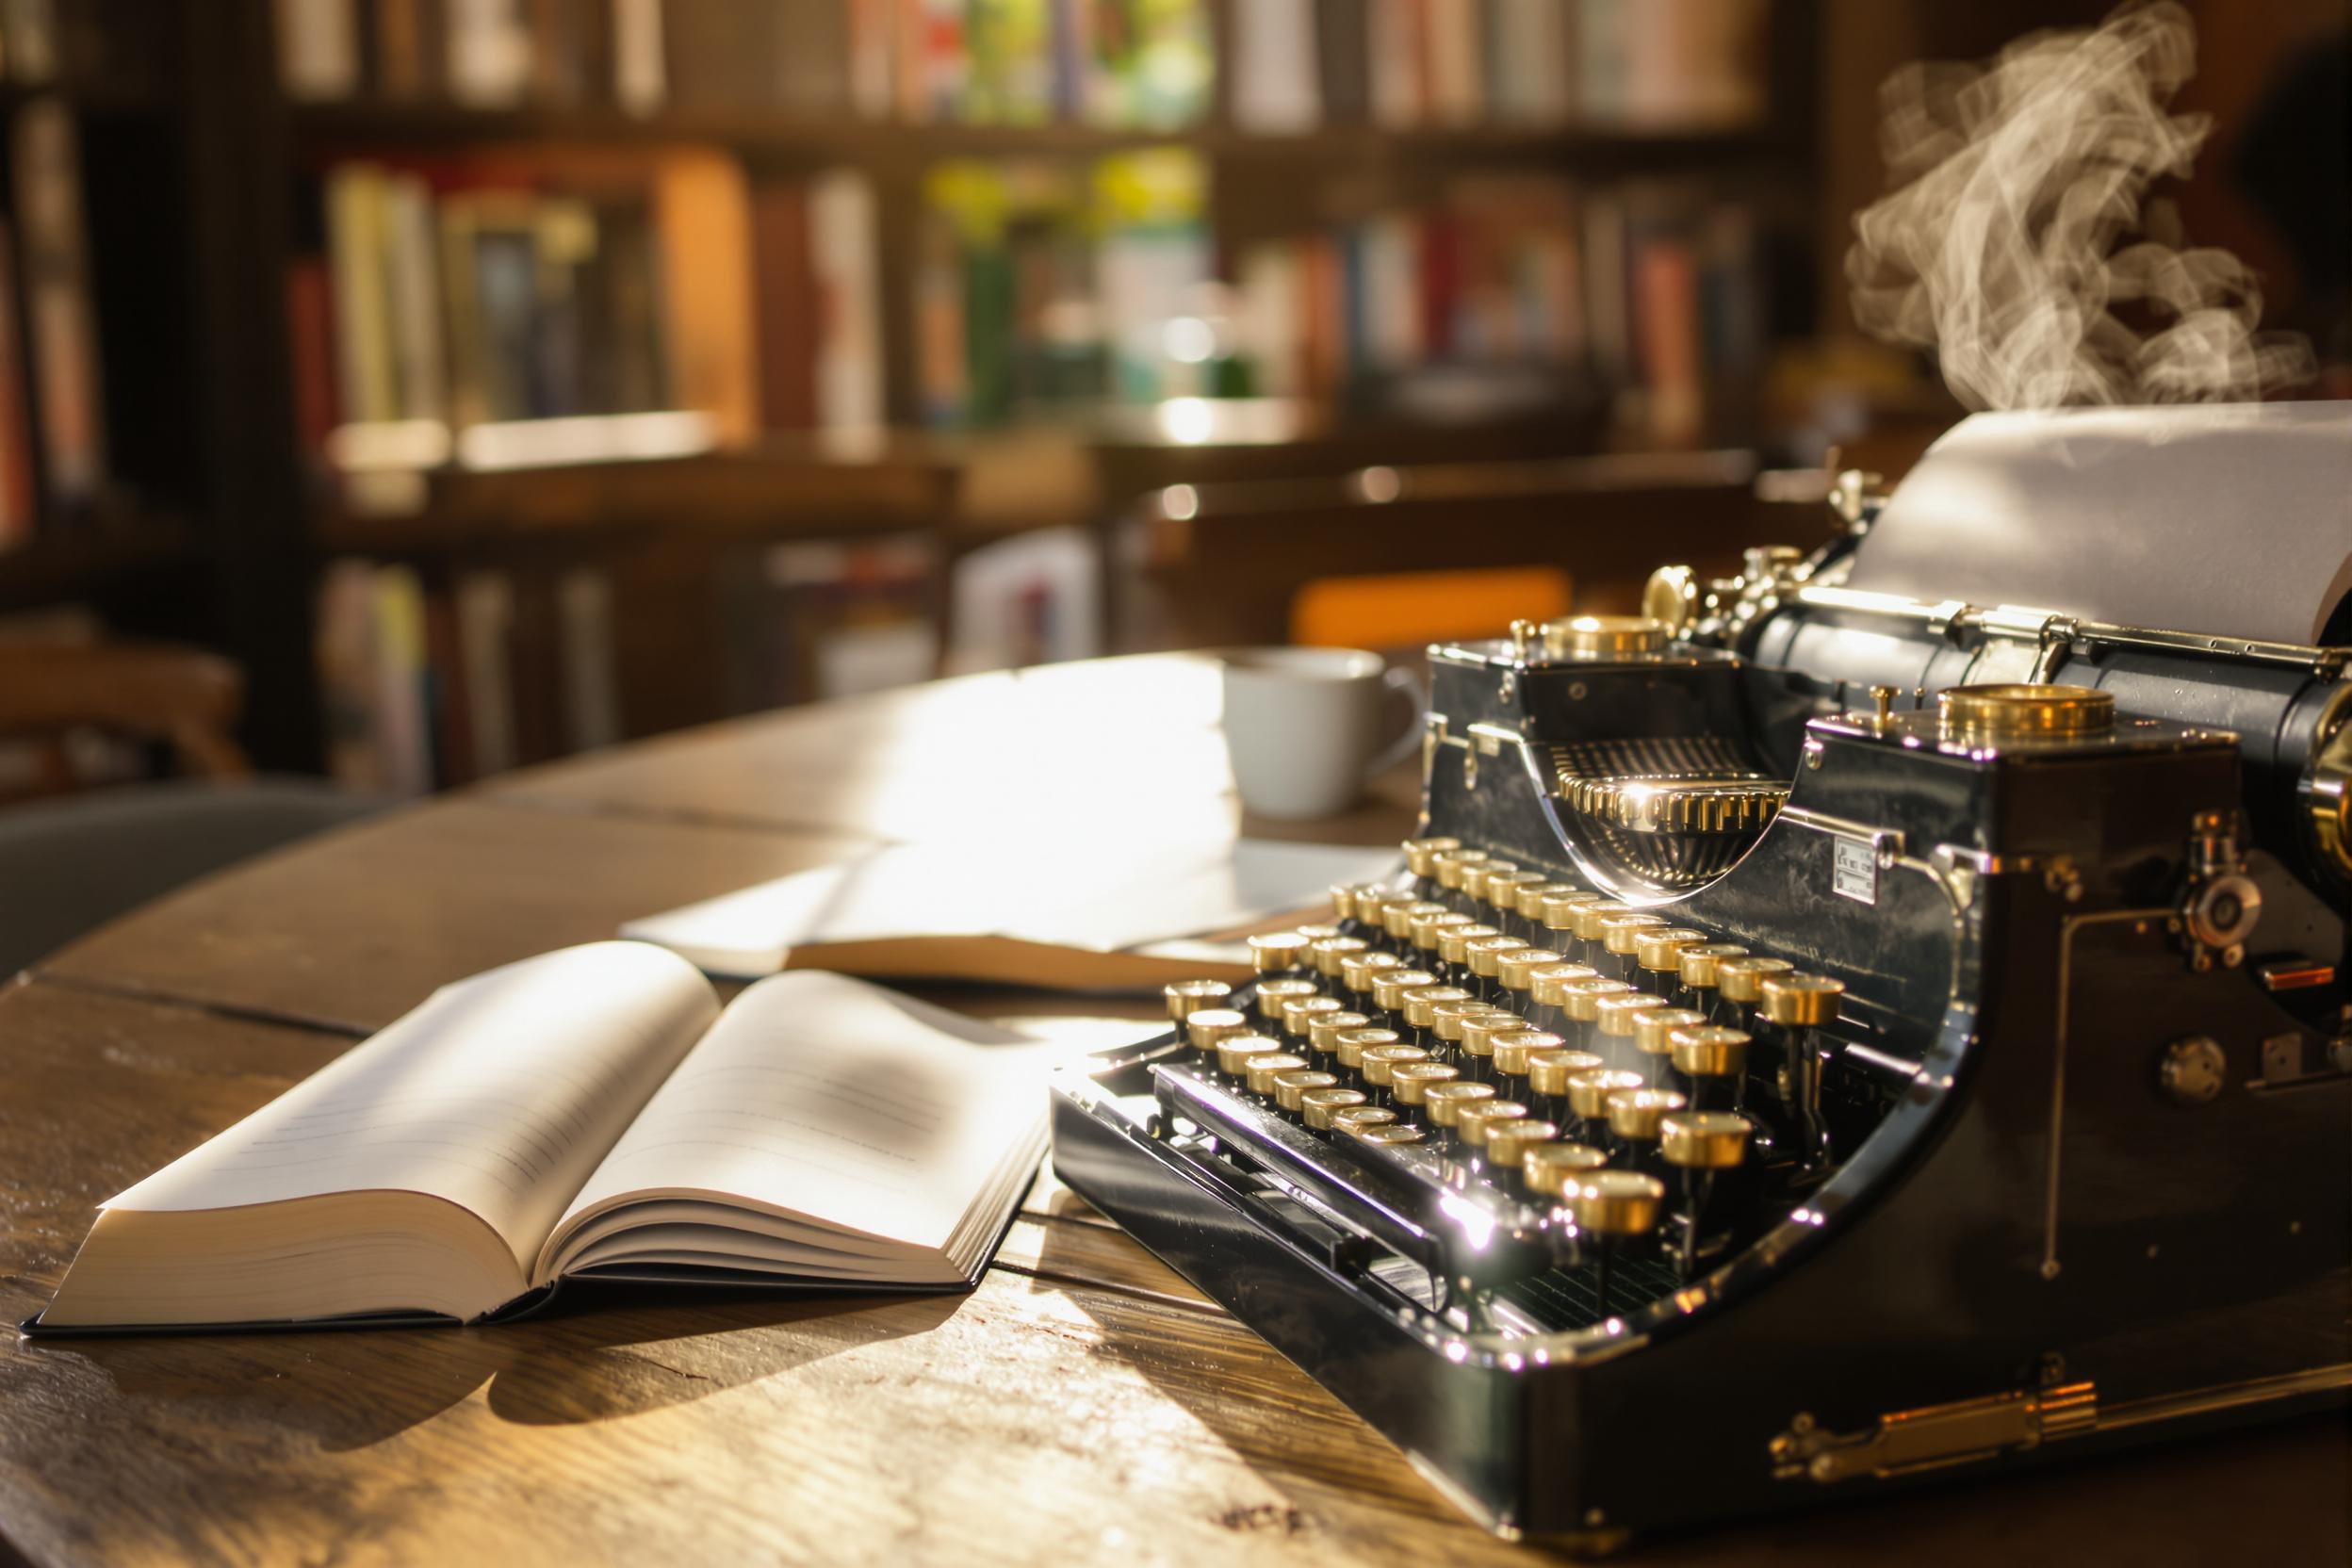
[
  {"xmin": 1164, "ymin": 978, "xmax": 1232, "ymax": 1023},
  {"xmin": 1186, "ymin": 1007, "xmax": 1250, "ymax": 1055},
  {"xmin": 1249, "ymin": 931, "xmax": 1312, "ymax": 973},
  {"xmin": 1642, "ymin": 564, "xmax": 1698, "ymax": 633},
  {"xmin": 1542, "ymin": 614, "xmax": 1668, "ymax": 659},
  {"xmin": 1760, "ymin": 972, "xmax": 1845, "ymax": 1027}
]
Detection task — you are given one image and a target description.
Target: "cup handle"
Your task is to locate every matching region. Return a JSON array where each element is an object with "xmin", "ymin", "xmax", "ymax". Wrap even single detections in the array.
[{"xmin": 1368, "ymin": 665, "xmax": 1429, "ymax": 776}]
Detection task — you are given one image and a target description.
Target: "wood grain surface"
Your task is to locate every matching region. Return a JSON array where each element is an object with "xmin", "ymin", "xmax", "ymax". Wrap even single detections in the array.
[{"xmin": 5, "ymin": 654, "xmax": 2344, "ymax": 1566}]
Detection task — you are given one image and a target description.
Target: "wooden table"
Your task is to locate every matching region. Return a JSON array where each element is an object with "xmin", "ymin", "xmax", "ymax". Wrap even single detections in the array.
[{"xmin": 4, "ymin": 655, "xmax": 2343, "ymax": 1566}]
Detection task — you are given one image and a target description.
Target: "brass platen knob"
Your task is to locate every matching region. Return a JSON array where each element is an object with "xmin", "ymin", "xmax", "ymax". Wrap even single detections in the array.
[
  {"xmin": 1485, "ymin": 1119, "xmax": 1563, "ymax": 1172},
  {"xmin": 1494, "ymin": 948, "xmax": 1558, "ymax": 993},
  {"xmin": 1659, "ymin": 1110, "xmax": 1752, "ymax": 1168},
  {"xmin": 1431, "ymin": 849, "xmax": 1488, "ymax": 890},
  {"xmin": 1254, "ymin": 977, "xmax": 1318, "ymax": 1021},
  {"xmin": 1424, "ymin": 1080, "xmax": 1497, "ymax": 1127},
  {"xmin": 1759, "ymin": 972, "xmax": 1845, "ymax": 1027},
  {"xmin": 1272, "ymin": 1069, "xmax": 1339, "ymax": 1112},
  {"xmin": 1331, "ymin": 1106, "xmax": 1399, "ymax": 1136},
  {"xmin": 1527, "ymin": 1048, "xmax": 1607, "ymax": 1096},
  {"xmin": 1352, "ymin": 1122, "xmax": 1427, "ymax": 1148},
  {"xmin": 1715, "ymin": 956, "xmax": 1793, "ymax": 1004},
  {"xmin": 1642, "ymin": 564, "xmax": 1698, "ymax": 633},
  {"xmin": 1669, "ymin": 1025, "xmax": 1750, "ymax": 1078},
  {"xmin": 1530, "ymin": 963, "xmax": 1601, "ymax": 1006},
  {"xmin": 1400, "ymin": 837, "xmax": 1462, "ymax": 876},
  {"xmin": 1215, "ymin": 1033, "xmax": 1285, "ymax": 1078},
  {"xmin": 1492, "ymin": 1029, "xmax": 1564, "ymax": 1078},
  {"xmin": 1391, "ymin": 1060, "xmax": 1462, "ymax": 1106},
  {"xmin": 1568, "ymin": 1170, "xmax": 1666, "ymax": 1235},
  {"xmin": 1565, "ymin": 1068, "xmax": 1647, "ymax": 1120},
  {"xmin": 1605, "ymin": 1087, "xmax": 1688, "ymax": 1142},
  {"xmin": 1312, "ymin": 936, "xmax": 1368, "ymax": 977},
  {"xmin": 1163, "ymin": 978, "xmax": 1232, "ymax": 1023},
  {"xmin": 1573, "ymin": 900, "xmax": 1636, "ymax": 943},
  {"xmin": 1248, "ymin": 932, "xmax": 1311, "ymax": 973},
  {"xmin": 1633, "ymin": 1007, "xmax": 1708, "ymax": 1055},
  {"xmin": 1402, "ymin": 985, "xmax": 1474, "ymax": 1031},
  {"xmin": 1676, "ymin": 942, "xmax": 1751, "ymax": 989},
  {"xmin": 1185, "ymin": 1007, "xmax": 1250, "ymax": 1054},
  {"xmin": 1370, "ymin": 969, "xmax": 1440, "ymax": 1011},
  {"xmin": 1282, "ymin": 994, "xmax": 1343, "ymax": 1039},
  {"xmin": 1635, "ymin": 928, "xmax": 1706, "ymax": 973},
  {"xmin": 1600, "ymin": 913, "xmax": 1669, "ymax": 956},
  {"xmin": 1455, "ymin": 1100, "xmax": 1531, "ymax": 1148},
  {"xmin": 1524, "ymin": 1140, "xmax": 1610, "ymax": 1196},
  {"xmin": 1437, "ymin": 923, "xmax": 1501, "ymax": 966},
  {"xmin": 1594, "ymin": 990, "xmax": 1666, "ymax": 1038},
  {"xmin": 1341, "ymin": 950, "xmax": 1402, "ymax": 994},
  {"xmin": 1244, "ymin": 1052, "xmax": 1312, "ymax": 1094},
  {"xmin": 1540, "ymin": 890, "xmax": 1606, "ymax": 932},
  {"xmin": 1938, "ymin": 682, "xmax": 2115, "ymax": 745},
  {"xmin": 1300, "ymin": 1087, "xmax": 1370, "ymax": 1130},
  {"xmin": 1561, "ymin": 976, "xmax": 1634, "ymax": 1023},
  {"xmin": 1360, "ymin": 1043, "xmax": 1433, "ymax": 1087},
  {"xmin": 1332, "ymin": 1027, "xmax": 1399, "ymax": 1070},
  {"xmin": 1541, "ymin": 614, "xmax": 1668, "ymax": 659},
  {"xmin": 1459, "ymin": 1012, "xmax": 1524, "ymax": 1059},
  {"xmin": 1308, "ymin": 1010, "xmax": 1372, "ymax": 1055}
]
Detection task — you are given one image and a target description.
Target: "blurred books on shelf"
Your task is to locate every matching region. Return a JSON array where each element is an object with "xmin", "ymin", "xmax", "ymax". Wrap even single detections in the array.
[{"xmin": 718, "ymin": 534, "xmax": 939, "ymax": 710}]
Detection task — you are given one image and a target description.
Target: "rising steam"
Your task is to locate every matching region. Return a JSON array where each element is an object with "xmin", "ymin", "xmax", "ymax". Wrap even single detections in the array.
[{"xmin": 1846, "ymin": 2, "xmax": 2313, "ymax": 409}]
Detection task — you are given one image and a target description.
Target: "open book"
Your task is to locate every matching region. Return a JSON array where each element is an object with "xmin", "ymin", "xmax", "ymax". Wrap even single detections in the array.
[
  {"xmin": 621, "ymin": 837, "xmax": 1404, "ymax": 988},
  {"xmin": 33, "ymin": 944, "xmax": 1049, "ymax": 1333}
]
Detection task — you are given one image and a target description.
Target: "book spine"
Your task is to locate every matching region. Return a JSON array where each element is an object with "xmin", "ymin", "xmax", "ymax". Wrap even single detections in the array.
[{"xmin": 11, "ymin": 99, "xmax": 106, "ymax": 513}]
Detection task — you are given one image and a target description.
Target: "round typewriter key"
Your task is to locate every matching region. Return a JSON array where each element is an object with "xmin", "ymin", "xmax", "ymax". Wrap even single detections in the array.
[
  {"xmin": 1430, "ymin": 848, "xmax": 1488, "ymax": 891},
  {"xmin": 1282, "ymin": 994, "xmax": 1344, "ymax": 1040},
  {"xmin": 1660, "ymin": 1110, "xmax": 1752, "ymax": 1168},
  {"xmin": 1386, "ymin": 899, "xmax": 1444, "ymax": 939},
  {"xmin": 1330, "ymin": 1105, "xmax": 1400, "ymax": 1137},
  {"xmin": 1540, "ymin": 889, "xmax": 1606, "ymax": 933},
  {"xmin": 1332, "ymin": 1026, "xmax": 1400, "ymax": 1071},
  {"xmin": 1300, "ymin": 1087, "xmax": 1371, "ymax": 1130},
  {"xmin": 1530, "ymin": 962, "xmax": 1600, "ymax": 1007},
  {"xmin": 1494, "ymin": 947, "xmax": 1557, "ymax": 995},
  {"xmin": 1293, "ymin": 923, "xmax": 1342, "ymax": 950},
  {"xmin": 1594, "ymin": 989, "xmax": 1665, "ymax": 1039},
  {"xmin": 1634, "ymin": 928, "xmax": 1706, "ymax": 974},
  {"xmin": 1459, "ymin": 1010, "xmax": 1523, "ymax": 1062},
  {"xmin": 1490, "ymin": 870, "xmax": 1546, "ymax": 913},
  {"xmin": 1520, "ymin": 881, "xmax": 1576, "ymax": 919},
  {"xmin": 1634, "ymin": 1007, "xmax": 1708, "ymax": 1055},
  {"xmin": 1456, "ymin": 861, "xmax": 1495, "ymax": 903},
  {"xmin": 1565, "ymin": 1068, "xmax": 1647, "ymax": 1123},
  {"xmin": 1486, "ymin": 1119, "xmax": 1563, "ymax": 1175},
  {"xmin": 1360, "ymin": 1043, "xmax": 1431, "ymax": 1089},
  {"xmin": 1389, "ymin": 1060, "xmax": 1461, "ymax": 1112},
  {"xmin": 1429, "ymin": 997, "xmax": 1495, "ymax": 1049},
  {"xmin": 1560, "ymin": 978, "xmax": 1634, "ymax": 1038},
  {"xmin": 1244, "ymin": 1051, "xmax": 1312, "ymax": 1095},
  {"xmin": 1600, "ymin": 913, "xmax": 1668, "ymax": 956},
  {"xmin": 1401, "ymin": 985, "xmax": 1473, "ymax": 1032},
  {"xmin": 1523, "ymin": 1139, "xmax": 1608, "ymax": 1196},
  {"xmin": 1465, "ymin": 935, "xmax": 1523, "ymax": 981},
  {"xmin": 1605, "ymin": 1087, "xmax": 1687, "ymax": 1142},
  {"xmin": 1185, "ymin": 1007, "xmax": 1250, "ymax": 1055},
  {"xmin": 1716, "ymin": 956, "xmax": 1793, "ymax": 1005},
  {"xmin": 1308, "ymin": 1009, "xmax": 1372, "ymax": 1056},
  {"xmin": 1492, "ymin": 1029, "xmax": 1564, "ymax": 1079},
  {"xmin": 1424, "ymin": 1080, "xmax": 1496, "ymax": 1130},
  {"xmin": 1311, "ymin": 935, "xmax": 1368, "ymax": 979},
  {"xmin": 1350, "ymin": 886, "xmax": 1401, "ymax": 929},
  {"xmin": 1248, "ymin": 931, "xmax": 1312, "ymax": 974},
  {"xmin": 1272, "ymin": 1069, "xmax": 1340, "ymax": 1113},
  {"xmin": 1254, "ymin": 977, "xmax": 1318, "ymax": 1022},
  {"xmin": 1413, "ymin": 910, "xmax": 1477, "ymax": 954},
  {"xmin": 1455, "ymin": 1099, "xmax": 1530, "ymax": 1150},
  {"xmin": 1571, "ymin": 1170, "xmax": 1665, "ymax": 1315},
  {"xmin": 1163, "ymin": 978, "xmax": 1233, "ymax": 1024},
  {"xmin": 1215, "ymin": 1033, "xmax": 1285, "ymax": 1078},
  {"xmin": 1527, "ymin": 1048, "xmax": 1606, "ymax": 1097},
  {"xmin": 1436, "ymin": 923, "xmax": 1501, "ymax": 967},
  {"xmin": 1675, "ymin": 942, "xmax": 1750, "ymax": 989},
  {"xmin": 1759, "ymin": 972, "xmax": 1845, "ymax": 1027},
  {"xmin": 1351, "ymin": 1123, "xmax": 1427, "ymax": 1148},
  {"xmin": 1572, "ymin": 899, "xmax": 1635, "ymax": 945},
  {"xmin": 1327, "ymin": 884, "xmax": 1359, "ymax": 923},
  {"xmin": 1669, "ymin": 1025, "xmax": 1751, "ymax": 1109},
  {"xmin": 1341, "ymin": 949, "xmax": 1402, "ymax": 995},
  {"xmin": 1371, "ymin": 968, "xmax": 1440, "ymax": 1011},
  {"xmin": 1400, "ymin": 836, "xmax": 1461, "ymax": 876}
]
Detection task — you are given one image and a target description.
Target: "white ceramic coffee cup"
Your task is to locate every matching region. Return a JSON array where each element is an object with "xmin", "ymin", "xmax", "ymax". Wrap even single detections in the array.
[{"xmin": 1217, "ymin": 647, "xmax": 1427, "ymax": 820}]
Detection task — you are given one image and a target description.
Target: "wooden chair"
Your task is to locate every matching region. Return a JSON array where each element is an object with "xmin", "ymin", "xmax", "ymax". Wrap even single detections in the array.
[{"xmin": 0, "ymin": 640, "xmax": 251, "ymax": 798}]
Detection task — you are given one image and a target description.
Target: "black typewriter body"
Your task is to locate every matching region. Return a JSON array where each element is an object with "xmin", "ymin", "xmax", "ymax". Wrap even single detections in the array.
[{"xmin": 1051, "ymin": 406, "xmax": 2352, "ymax": 1550}]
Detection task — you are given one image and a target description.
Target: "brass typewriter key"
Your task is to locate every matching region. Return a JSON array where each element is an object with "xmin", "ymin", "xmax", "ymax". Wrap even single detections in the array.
[
  {"xmin": 1307, "ymin": 1009, "xmax": 1372, "ymax": 1058},
  {"xmin": 1458, "ymin": 1010, "xmax": 1524, "ymax": 1080},
  {"xmin": 1464, "ymin": 935, "xmax": 1526, "ymax": 1001},
  {"xmin": 1605, "ymin": 1086, "xmax": 1689, "ymax": 1172},
  {"xmin": 1370, "ymin": 967, "xmax": 1440, "ymax": 1015},
  {"xmin": 1570, "ymin": 899, "xmax": 1636, "ymax": 965},
  {"xmin": 1253, "ymin": 976, "xmax": 1318, "ymax": 1024},
  {"xmin": 1299, "ymin": 1086, "xmax": 1370, "ymax": 1131},
  {"xmin": 1598, "ymin": 913, "xmax": 1669, "ymax": 981},
  {"xmin": 1522, "ymin": 1138, "xmax": 1609, "ymax": 1199},
  {"xmin": 1248, "ymin": 931, "xmax": 1312, "ymax": 974},
  {"xmin": 1389, "ymin": 1060, "xmax": 1461, "ymax": 1123},
  {"xmin": 1673, "ymin": 941, "xmax": 1750, "ymax": 1013},
  {"xmin": 1292, "ymin": 923, "xmax": 1342, "ymax": 946},
  {"xmin": 1760, "ymin": 972, "xmax": 1845, "ymax": 1171},
  {"xmin": 1349, "ymin": 886, "xmax": 1402, "ymax": 936},
  {"xmin": 1359, "ymin": 1043, "xmax": 1432, "ymax": 1102},
  {"xmin": 1660, "ymin": 1109, "xmax": 1753, "ymax": 1272},
  {"xmin": 1633, "ymin": 1007, "xmax": 1709, "ymax": 1085},
  {"xmin": 1486, "ymin": 1119, "xmax": 1565, "ymax": 1183},
  {"xmin": 1340, "ymin": 948, "xmax": 1402, "ymax": 999},
  {"xmin": 1185, "ymin": 1007, "xmax": 1250, "ymax": 1057},
  {"xmin": 1538, "ymin": 889, "xmax": 1606, "ymax": 941},
  {"xmin": 1414, "ymin": 913, "xmax": 1478, "ymax": 963},
  {"xmin": 1331, "ymin": 1105, "xmax": 1400, "ymax": 1137},
  {"xmin": 1430, "ymin": 848, "xmax": 1488, "ymax": 896},
  {"xmin": 1429, "ymin": 997, "xmax": 1498, "ymax": 1060},
  {"xmin": 1214, "ymin": 1033, "xmax": 1286, "ymax": 1080},
  {"xmin": 1243, "ymin": 1052, "xmax": 1312, "ymax": 1096},
  {"xmin": 1281, "ymin": 993, "xmax": 1344, "ymax": 1042},
  {"xmin": 1327, "ymin": 883, "xmax": 1360, "ymax": 923},
  {"xmin": 1351, "ymin": 1123, "xmax": 1427, "ymax": 1149},
  {"xmin": 1519, "ymin": 881, "xmax": 1575, "ymax": 922},
  {"xmin": 1332, "ymin": 1026, "xmax": 1400, "ymax": 1073},
  {"xmin": 1634, "ymin": 927, "xmax": 1706, "ymax": 982},
  {"xmin": 1424, "ymin": 1080, "xmax": 1497, "ymax": 1145},
  {"xmin": 1455, "ymin": 1099, "xmax": 1531, "ymax": 1161},
  {"xmin": 1492, "ymin": 1029, "xmax": 1565, "ymax": 1084},
  {"xmin": 1714, "ymin": 956, "xmax": 1793, "ymax": 1031},
  {"xmin": 1400, "ymin": 836, "xmax": 1461, "ymax": 882},
  {"xmin": 1386, "ymin": 898, "xmax": 1445, "ymax": 944},
  {"xmin": 1593, "ymin": 989, "xmax": 1666, "ymax": 1060},
  {"xmin": 1668, "ymin": 1024, "xmax": 1751, "ymax": 1110},
  {"xmin": 1494, "ymin": 947, "xmax": 1559, "ymax": 1001},
  {"xmin": 1456, "ymin": 860, "xmax": 1495, "ymax": 904},
  {"xmin": 1163, "ymin": 978, "xmax": 1232, "ymax": 1026},
  {"xmin": 1435, "ymin": 922, "xmax": 1501, "ymax": 974},
  {"xmin": 1311, "ymin": 935, "xmax": 1368, "ymax": 983},
  {"xmin": 1564, "ymin": 1067, "xmax": 1646, "ymax": 1141},
  {"xmin": 1526, "ymin": 1046, "xmax": 1606, "ymax": 1125},
  {"xmin": 1400, "ymin": 984, "xmax": 1473, "ymax": 1042},
  {"xmin": 1560, "ymin": 975, "xmax": 1634, "ymax": 1050},
  {"xmin": 1271, "ymin": 1069, "xmax": 1339, "ymax": 1115},
  {"xmin": 1568, "ymin": 1170, "xmax": 1667, "ymax": 1317}
]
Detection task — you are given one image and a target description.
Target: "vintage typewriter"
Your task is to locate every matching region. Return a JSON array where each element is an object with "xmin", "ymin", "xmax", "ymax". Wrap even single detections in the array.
[{"xmin": 1051, "ymin": 403, "xmax": 2352, "ymax": 1550}]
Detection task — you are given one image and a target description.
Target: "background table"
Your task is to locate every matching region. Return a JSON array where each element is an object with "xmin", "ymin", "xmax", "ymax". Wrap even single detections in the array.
[{"xmin": 4, "ymin": 655, "xmax": 2344, "ymax": 1566}]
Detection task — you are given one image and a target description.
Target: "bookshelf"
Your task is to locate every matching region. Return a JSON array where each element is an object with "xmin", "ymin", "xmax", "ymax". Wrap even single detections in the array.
[{"xmin": 0, "ymin": 0, "xmax": 1823, "ymax": 783}]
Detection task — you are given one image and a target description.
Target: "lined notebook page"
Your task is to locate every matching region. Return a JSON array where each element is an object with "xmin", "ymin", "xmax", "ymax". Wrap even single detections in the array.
[
  {"xmin": 548, "ymin": 972, "xmax": 1045, "ymax": 1266},
  {"xmin": 106, "ymin": 942, "xmax": 719, "ymax": 1273}
]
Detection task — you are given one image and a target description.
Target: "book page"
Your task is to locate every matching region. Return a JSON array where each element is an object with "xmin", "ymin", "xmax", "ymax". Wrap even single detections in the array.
[
  {"xmin": 105, "ymin": 942, "xmax": 720, "ymax": 1276},
  {"xmin": 543, "ymin": 972, "xmax": 1048, "ymax": 1277}
]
